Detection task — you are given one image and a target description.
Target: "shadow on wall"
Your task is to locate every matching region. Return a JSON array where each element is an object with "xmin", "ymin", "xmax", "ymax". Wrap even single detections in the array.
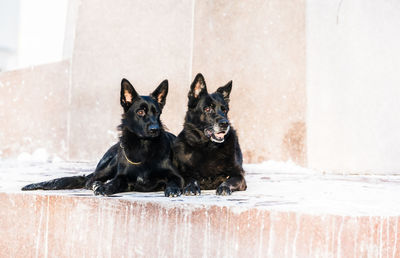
[{"xmin": 282, "ymin": 122, "xmax": 306, "ymax": 165}]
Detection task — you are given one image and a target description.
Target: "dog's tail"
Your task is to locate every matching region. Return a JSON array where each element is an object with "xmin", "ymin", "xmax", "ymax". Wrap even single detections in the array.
[
  {"xmin": 21, "ymin": 175, "xmax": 89, "ymax": 191},
  {"xmin": 22, "ymin": 143, "xmax": 119, "ymax": 191}
]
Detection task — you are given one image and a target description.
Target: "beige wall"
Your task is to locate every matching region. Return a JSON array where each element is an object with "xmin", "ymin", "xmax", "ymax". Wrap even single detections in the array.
[
  {"xmin": 192, "ymin": 0, "xmax": 306, "ymax": 164},
  {"xmin": 0, "ymin": 0, "xmax": 306, "ymax": 165},
  {"xmin": 0, "ymin": 61, "xmax": 70, "ymax": 159},
  {"xmin": 66, "ymin": 0, "xmax": 307, "ymax": 163},
  {"xmin": 306, "ymin": 0, "xmax": 400, "ymax": 173},
  {"xmin": 3, "ymin": 0, "xmax": 399, "ymax": 172},
  {"xmin": 68, "ymin": 0, "xmax": 194, "ymax": 160}
]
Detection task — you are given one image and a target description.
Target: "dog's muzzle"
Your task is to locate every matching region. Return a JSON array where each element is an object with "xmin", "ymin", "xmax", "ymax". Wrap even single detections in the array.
[{"xmin": 204, "ymin": 124, "xmax": 230, "ymax": 143}]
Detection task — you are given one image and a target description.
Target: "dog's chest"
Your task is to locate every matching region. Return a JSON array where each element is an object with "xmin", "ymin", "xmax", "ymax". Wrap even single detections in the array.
[
  {"xmin": 189, "ymin": 148, "xmax": 231, "ymax": 176},
  {"xmin": 125, "ymin": 165, "xmax": 149, "ymax": 184},
  {"xmin": 135, "ymin": 174, "xmax": 147, "ymax": 185}
]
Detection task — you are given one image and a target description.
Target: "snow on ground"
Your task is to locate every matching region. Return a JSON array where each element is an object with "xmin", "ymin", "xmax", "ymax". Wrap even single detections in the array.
[{"xmin": 1, "ymin": 157, "xmax": 400, "ymax": 216}]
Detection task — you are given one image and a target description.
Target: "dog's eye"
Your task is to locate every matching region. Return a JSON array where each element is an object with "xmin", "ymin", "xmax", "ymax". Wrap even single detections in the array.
[
  {"xmin": 137, "ymin": 110, "xmax": 146, "ymax": 117},
  {"xmin": 204, "ymin": 106, "xmax": 211, "ymax": 113}
]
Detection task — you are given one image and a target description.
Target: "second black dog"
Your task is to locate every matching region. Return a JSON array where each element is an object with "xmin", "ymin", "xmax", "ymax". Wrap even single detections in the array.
[
  {"xmin": 173, "ymin": 73, "xmax": 247, "ymax": 195},
  {"xmin": 22, "ymin": 79, "xmax": 183, "ymax": 197}
]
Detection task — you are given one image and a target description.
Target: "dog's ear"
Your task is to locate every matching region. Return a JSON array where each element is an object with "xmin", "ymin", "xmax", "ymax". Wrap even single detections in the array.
[
  {"xmin": 120, "ymin": 78, "xmax": 139, "ymax": 112},
  {"xmin": 216, "ymin": 80, "xmax": 232, "ymax": 103},
  {"xmin": 150, "ymin": 79, "xmax": 168, "ymax": 109},
  {"xmin": 188, "ymin": 73, "xmax": 208, "ymax": 107}
]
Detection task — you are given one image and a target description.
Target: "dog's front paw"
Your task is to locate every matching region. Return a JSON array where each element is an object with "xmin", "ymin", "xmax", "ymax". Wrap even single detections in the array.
[
  {"xmin": 216, "ymin": 184, "xmax": 232, "ymax": 196},
  {"xmin": 84, "ymin": 179, "xmax": 96, "ymax": 190},
  {"xmin": 91, "ymin": 181, "xmax": 103, "ymax": 192},
  {"xmin": 94, "ymin": 186, "xmax": 110, "ymax": 196},
  {"xmin": 164, "ymin": 185, "xmax": 182, "ymax": 197},
  {"xmin": 92, "ymin": 181, "xmax": 110, "ymax": 196},
  {"xmin": 183, "ymin": 181, "xmax": 201, "ymax": 195}
]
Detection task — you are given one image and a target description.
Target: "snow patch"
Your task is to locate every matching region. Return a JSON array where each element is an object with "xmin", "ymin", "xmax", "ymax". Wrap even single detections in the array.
[
  {"xmin": 244, "ymin": 160, "xmax": 317, "ymax": 174},
  {"xmin": 17, "ymin": 148, "xmax": 63, "ymax": 163},
  {"xmin": 0, "ymin": 159, "xmax": 400, "ymax": 216}
]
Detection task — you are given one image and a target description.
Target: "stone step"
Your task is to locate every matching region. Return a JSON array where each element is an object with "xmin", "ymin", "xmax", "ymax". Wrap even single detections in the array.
[{"xmin": 1, "ymin": 161, "xmax": 399, "ymax": 257}]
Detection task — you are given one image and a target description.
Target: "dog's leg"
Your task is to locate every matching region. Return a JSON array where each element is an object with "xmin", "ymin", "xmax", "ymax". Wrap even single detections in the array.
[
  {"xmin": 172, "ymin": 156, "xmax": 199, "ymax": 195},
  {"xmin": 183, "ymin": 178, "xmax": 201, "ymax": 196},
  {"xmin": 163, "ymin": 169, "xmax": 184, "ymax": 197},
  {"xmin": 164, "ymin": 179, "xmax": 182, "ymax": 197},
  {"xmin": 84, "ymin": 165, "xmax": 117, "ymax": 189},
  {"xmin": 216, "ymin": 174, "xmax": 246, "ymax": 195},
  {"xmin": 85, "ymin": 147, "xmax": 118, "ymax": 189}
]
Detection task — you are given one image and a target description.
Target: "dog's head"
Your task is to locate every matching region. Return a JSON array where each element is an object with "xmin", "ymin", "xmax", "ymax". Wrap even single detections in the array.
[
  {"xmin": 186, "ymin": 73, "xmax": 232, "ymax": 143},
  {"xmin": 120, "ymin": 78, "xmax": 168, "ymax": 138}
]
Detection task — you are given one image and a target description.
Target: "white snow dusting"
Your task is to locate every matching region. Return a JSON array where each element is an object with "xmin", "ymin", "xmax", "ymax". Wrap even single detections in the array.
[{"xmin": 0, "ymin": 156, "xmax": 400, "ymax": 216}]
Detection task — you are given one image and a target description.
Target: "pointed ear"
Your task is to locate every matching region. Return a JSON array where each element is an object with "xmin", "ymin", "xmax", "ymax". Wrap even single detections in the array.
[
  {"xmin": 188, "ymin": 73, "xmax": 208, "ymax": 107},
  {"xmin": 150, "ymin": 79, "xmax": 168, "ymax": 109},
  {"xmin": 216, "ymin": 80, "xmax": 232, "ymax": 103},
  {"xmin": 120, "ymin": 78, "xmax": 138, "ymax": 112}
]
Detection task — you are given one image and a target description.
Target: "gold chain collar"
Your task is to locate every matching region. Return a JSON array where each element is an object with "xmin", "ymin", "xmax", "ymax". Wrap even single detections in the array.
[{"xmin": 120, "ymin": 143, "xmax": 142, "ymax": 165}]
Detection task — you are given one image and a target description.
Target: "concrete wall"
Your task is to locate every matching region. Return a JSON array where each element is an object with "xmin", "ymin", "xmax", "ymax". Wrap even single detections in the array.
[
  {"xmin": 0, "ymin": 0, "xmax": 306, "ymax": 164},
  {"xmin": 68, "ymin": 0, "xmax": 194, "ymax": 160},
  {"xmin": 306, "ymin": 0, "xmax": 400, "ymax": 173},
  {"xmin": 0, "ymin": 62, "xmax": 70, "ymax": 159},
  {"xmin": 192, "ymin": 0, "xmax": 306, "ymax": 164},
  {"xmin": 4, "ymin": 0, "xmax": 399, "ymax": 172},
  {"xmin": 66, "ymin": 0, "xmax": 306, "ymax": 163}
]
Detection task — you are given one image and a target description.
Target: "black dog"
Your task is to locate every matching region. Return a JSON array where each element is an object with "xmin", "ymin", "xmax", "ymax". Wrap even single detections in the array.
[
  {"xmin": 173, "ymin": 73, "xmax": 247, "ymax": 195},
  {"xmin": 22, "ymin": 79, "xmax": 183, "ymax": 197}
]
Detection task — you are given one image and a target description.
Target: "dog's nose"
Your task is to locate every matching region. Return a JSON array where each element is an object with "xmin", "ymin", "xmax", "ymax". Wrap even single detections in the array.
[
  {"xmin": 218, "ymin": 119, "xmax": 229, "ymax": 128},
  {"xmin": 148, "ymin": 124, "xmax": 160, "ymax": 134}
]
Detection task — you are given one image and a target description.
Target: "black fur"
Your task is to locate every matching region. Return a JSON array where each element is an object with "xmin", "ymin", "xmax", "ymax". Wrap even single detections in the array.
[
  {"xmin": 173, "ymin": 73, "xmax": 247, "ymax": 195},
  {"xmin": 22, "ymin": 79, "xmax": 183, "ymax": 197}
]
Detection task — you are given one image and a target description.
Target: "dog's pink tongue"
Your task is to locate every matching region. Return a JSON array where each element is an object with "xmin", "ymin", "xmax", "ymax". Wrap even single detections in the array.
[{"xmin": 215, "ymin": 132, "xmax": 225, "ymax": 138}]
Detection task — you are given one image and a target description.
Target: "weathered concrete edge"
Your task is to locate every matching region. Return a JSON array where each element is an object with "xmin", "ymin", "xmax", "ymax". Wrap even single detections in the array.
[{"xmin": 1, "ymin": 192, "xmax": 399, "ymax": 257}]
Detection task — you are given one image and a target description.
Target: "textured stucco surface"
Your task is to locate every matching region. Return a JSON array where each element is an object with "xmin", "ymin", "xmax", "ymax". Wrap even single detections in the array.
[
  {"xmin": 3, "ymin": 0, "xmax": 399, "ymax": 172},
  {"xmin": 65, "ymin": 0, "xmax": 306, "ymax": 163},
  {"xmin": 192, "ymin": 0, "xmax": 306, "ymax": 164},
  {"xmin": 68, "ymin": 0, "xmax": 194, "ymax": 160},
  {"xmin": 0, "ymin": 0, "xmax": 306, "ymax": 165},
  {"xmin": 0, "ymin": 61, "xmax": 70, "ymax": 159},
  {"xmin": 306, "ymin": 0, "xmax": 400, "ymax": 173}
]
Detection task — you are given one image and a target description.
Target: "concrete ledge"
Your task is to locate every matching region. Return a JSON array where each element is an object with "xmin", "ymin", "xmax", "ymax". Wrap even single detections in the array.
[
  {"xmin": 1, "ymin": 161, "xmax": 400, "ymax": 257},
  {"xmin": 2, "ymin": 193, "xmax": 400, "ymax": 257},
  {"xmin": 0, "ymin": 61, "xmax": 70, "ymax": 159}
]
